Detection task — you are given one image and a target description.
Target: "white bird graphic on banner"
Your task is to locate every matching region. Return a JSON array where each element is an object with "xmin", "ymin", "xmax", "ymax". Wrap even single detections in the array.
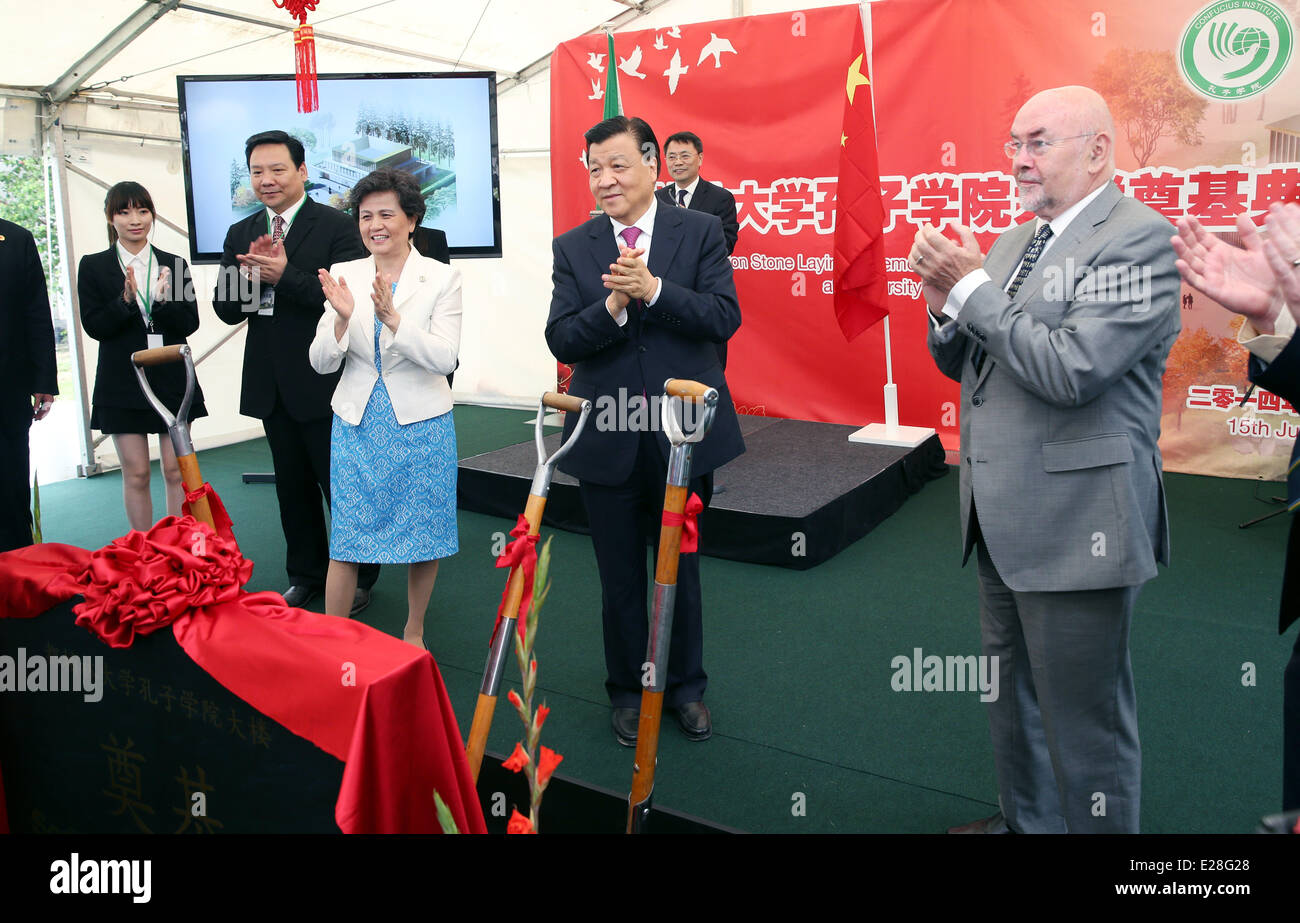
[
  {"xmin": 653, "ymin": 34, "xmax": 667, "ymax": 51},
  {"xmin": 587, "ymin": 52, "xmax": 605, "ymax": 72},
  {"xmin": 667, "ymin": 25, "xmax": 681, "ymax": 38},
  {"xmin": 698, "ymin": 33, "xmax": 737, "ymax": 68},
  {"xmin": 619, "ymin": 45, "xmax": 647, "ymax": 79},
  {"xmin": 588, "ymin": 79, "xmax": 603, "ymax": 100},
  {"xmin": 663, "ymin": 49, "xmax": 688, "ymax": 94}
]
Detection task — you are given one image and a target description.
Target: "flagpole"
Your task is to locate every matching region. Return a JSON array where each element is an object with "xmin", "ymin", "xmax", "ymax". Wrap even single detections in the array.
[{"xmin": 848, "ymin": 2, "xmax": 932, "ymax": 448}]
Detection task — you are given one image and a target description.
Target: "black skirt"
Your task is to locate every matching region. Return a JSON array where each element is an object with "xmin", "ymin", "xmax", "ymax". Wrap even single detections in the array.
[{"xmin": 91, "ymin": 403, "xmax": 207, "ymax": 436}]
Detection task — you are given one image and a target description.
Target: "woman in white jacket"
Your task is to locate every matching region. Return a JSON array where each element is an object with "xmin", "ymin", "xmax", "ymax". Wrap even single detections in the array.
[{"xmin": 309, "ymin": 168, "xmax": 461, "ymax": 647}]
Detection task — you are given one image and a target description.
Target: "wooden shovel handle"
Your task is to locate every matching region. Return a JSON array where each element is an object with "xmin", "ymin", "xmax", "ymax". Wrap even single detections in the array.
[{"xmin": 131, "ymin": 345, "xmax": 186, "ymax": 367}]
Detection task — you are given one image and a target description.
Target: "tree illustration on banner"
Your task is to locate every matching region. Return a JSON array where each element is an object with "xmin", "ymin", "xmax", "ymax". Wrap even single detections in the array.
[{"xmin": 1093, "ymin": 49, "xmax": 1207, "ymax": 168}]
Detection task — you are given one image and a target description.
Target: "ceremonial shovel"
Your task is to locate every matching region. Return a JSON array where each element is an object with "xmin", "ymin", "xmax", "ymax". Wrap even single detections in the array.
[
  {"xmin": 627, "ymin": 378, "xmax": 718, "ymax": 834},
  {"xmin": 465, "ymin": 390, "xmax": 592, "ymax": 783},
  {"xmin": 130, "ymin": 345, "xmax": 213, "ymax": 530}
]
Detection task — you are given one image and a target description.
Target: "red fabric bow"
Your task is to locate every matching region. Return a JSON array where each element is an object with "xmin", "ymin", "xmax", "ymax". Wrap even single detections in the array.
[
  {"xmin": 54, "ymin": 516, "xmax": 253, "ymax": 649},
  {"xmin": 661, "ymin": 492, "xmax": 704, "ymax": 554},
  {"xmin": 491, "ymin": 515, "xmax": 540, "ymax": 645},
  {"xmin": 0, "ymin": 482, "xmax": 487, "ymax": 835}
]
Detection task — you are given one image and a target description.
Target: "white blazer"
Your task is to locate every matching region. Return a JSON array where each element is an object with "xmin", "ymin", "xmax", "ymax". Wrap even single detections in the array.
[{"xmin": 309, "ymin": 251, "xmax": 461, "ymax": 425}]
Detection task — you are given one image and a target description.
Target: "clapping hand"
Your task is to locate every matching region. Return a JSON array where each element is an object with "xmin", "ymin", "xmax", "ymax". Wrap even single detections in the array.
[
  {"xmin": 319, "ymin": 269, "xmax": 355, "ymax": 319},
  {"xmin": 123, "ymin": 265, "xmax": 138, "ymax": 304},
  {"xmin": 237, "ymin": 234, "xmax": 288, "ymax": 285},
  {"xmin": 372, "ymin": 271, "xmax": 399, "ymax": 332},
  {"xmin": 1173, "ymin": 213, "xmax": 1281, "ymax": 332},
  {"xmin": 603, "ymin": 245, "xmax": 648, "ymax": 316},
  {"xmin": 1258, "ymin": 203, "xmax": 1300, "ymax": 330}
]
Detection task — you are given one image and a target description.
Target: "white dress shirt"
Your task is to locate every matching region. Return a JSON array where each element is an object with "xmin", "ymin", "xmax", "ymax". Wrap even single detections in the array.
[
  {"xmin": 115, "ymin": 241, "xmax": 165, "ymax": 326},
  {"xmin": 264, "ymin": 191, "xmax": 307, "ymax": 238},
  {"xmin": 671, "ymin": 176, "xmax": 701, "ymax": 208}
]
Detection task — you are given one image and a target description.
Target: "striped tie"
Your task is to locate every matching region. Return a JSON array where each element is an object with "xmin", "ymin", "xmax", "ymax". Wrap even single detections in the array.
[
  {"xmin": 973, "ymin": 224, "xmax": 1054, "ymax": 373},
  {"xmin": 677, "ymin": 187, "xmax": 687, "ymax": 207}
]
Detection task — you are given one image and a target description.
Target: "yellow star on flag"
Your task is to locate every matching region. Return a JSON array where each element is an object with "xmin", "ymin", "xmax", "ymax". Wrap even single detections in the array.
[
  {"xmin": 846, "ymin": 53, "xmax": 871, "ymax": 105},
  {"xmin": 841, "ymin": 133, "xmax": 848, "ymax": 147}
]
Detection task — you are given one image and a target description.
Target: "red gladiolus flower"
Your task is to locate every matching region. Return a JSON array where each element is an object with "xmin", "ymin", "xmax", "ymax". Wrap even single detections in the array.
[
  {"xmin": 535, "ymin": 704, "xmax": 550, "ymax": 730},
  {"xmin": 502, "ymin": 742, "xmax": 529, "ymax": 773},
  {"xmin": 507, "ymin": 808, "xmax": 534, "ymax": 834},
  {"xmin": 507, "ymin": 689, "xmax": 523, "ymax": 710},
  {"xmin": 536, "ymin": 746, "xmax": 564, "ymax": 786}
]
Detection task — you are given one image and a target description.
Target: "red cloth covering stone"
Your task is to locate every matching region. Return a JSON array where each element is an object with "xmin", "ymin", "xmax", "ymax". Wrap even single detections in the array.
[{"xmin": 0, "ymin": 500, "xmax": 485, "ymax": 834}]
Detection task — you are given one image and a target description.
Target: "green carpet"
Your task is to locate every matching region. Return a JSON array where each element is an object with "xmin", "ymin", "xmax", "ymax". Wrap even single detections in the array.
[{"xmin": 29, "ymin": 405, "xmax": 1294, "ymax": 833}]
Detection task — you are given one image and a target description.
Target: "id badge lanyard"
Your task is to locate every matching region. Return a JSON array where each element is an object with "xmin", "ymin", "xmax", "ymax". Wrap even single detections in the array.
[{"xmin": 118, "ymin": 247, "xmax": 163, "ymax": 347}]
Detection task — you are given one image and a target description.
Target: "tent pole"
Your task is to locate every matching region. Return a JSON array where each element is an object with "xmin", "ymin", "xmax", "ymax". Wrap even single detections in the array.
[{"xmin": 48, "ymin": 119, "xmax": 102, "ymax": 477}]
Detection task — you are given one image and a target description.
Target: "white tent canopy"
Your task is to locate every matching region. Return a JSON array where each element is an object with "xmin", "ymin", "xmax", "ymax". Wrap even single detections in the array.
[{"xmin": 1, "ymin": 0, "xmax": 834, "ymax": 478}]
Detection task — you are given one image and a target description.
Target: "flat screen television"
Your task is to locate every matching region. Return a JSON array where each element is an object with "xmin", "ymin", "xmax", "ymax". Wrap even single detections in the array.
[{"xmin": 177, "ymin": 72, "xmax": 502, "ymax": 262}]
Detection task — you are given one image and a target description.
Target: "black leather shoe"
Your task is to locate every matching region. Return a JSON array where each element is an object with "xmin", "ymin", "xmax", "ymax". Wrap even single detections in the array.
[
  {"xmin": 350, "ymin": 587, "xmax": 371, "ymax": 617},
  {"xmin": 946, "ymin": 811, "xmax": 1011, "ymax": 834},
  {"xmin": 282, "ymin": 585, "xmax": 319, "ymax": 609},
  {"xmin": 674, "ymin": 701, "xmax": 711, "ymax": 741},
  {"xmin": 611, "ymin": 707, "xmax": 639, "ymax": 747}
]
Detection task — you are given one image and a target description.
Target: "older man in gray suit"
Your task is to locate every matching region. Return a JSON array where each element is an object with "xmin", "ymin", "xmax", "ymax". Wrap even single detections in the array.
[{"xmin": 909, "ymin": 86, "xmax": 1181, "ymax": 833}]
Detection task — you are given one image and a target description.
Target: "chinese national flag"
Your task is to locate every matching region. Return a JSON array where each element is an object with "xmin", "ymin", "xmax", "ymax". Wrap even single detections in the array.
[{"xmin": 832, "ymin": 17, "xmax": 888, "ymax": 341}]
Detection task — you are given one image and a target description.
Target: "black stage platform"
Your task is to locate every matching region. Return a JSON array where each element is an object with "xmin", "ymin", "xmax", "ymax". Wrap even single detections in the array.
[{"xmin": 457, "ymin": 415, "xmax": 948, "ymax": 570}]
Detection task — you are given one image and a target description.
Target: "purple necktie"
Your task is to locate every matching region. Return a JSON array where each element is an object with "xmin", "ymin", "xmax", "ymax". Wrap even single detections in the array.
[
  {"xmin": 272, "ymin": 214, "xmax": 286, "ymax": 245},
  {"xmin": 618, "ymin": 227, "xmax": 644, "ymax": 320}
]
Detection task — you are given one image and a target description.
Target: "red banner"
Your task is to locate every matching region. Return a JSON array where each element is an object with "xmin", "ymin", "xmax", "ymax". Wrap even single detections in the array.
[
  {"xmin": 551, "ymin": 0, "xmax": 1300, "ymax": 481},
  {"xmin": 550, "ymin": 5, "xmax": 887, "ymax": 425}
]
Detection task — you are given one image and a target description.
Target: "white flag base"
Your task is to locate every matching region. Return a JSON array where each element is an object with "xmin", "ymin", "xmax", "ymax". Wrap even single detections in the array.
[
  {"xmin": 848, "ymin": 421, "xmax": 935, "ymax": 448},
  {"xmin": 848, "ymin": 382, "xmax": 935, "ymax": 448}
]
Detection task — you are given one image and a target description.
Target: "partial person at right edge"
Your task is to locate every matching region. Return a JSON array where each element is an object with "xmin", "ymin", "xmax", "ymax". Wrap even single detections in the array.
[{"xmin": 1172, "ymin": 202, "xmax": 1300, "ymax": 812}]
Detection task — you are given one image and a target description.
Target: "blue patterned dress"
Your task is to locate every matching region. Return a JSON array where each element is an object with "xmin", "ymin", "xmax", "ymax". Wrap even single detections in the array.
[{"xmin": 329, "ymin": 310, "xmax": 459, "ymax": 563}]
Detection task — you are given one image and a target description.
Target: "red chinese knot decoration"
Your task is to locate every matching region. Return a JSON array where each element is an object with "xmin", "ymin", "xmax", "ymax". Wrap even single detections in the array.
[{"xmin": 273, "ymin": 0, "xmax": 320, "ymax": 112}]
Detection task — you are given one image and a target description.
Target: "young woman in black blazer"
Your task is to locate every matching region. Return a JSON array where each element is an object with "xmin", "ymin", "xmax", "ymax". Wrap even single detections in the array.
[{"xmin": 78, "ymin": 181, "xmax": 207, "ymax": 531}]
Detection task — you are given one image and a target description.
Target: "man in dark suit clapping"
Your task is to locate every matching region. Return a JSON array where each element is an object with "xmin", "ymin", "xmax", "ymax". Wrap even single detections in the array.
[
  {"xmin": 0, "ymin": 219, "xmax": 56, "ymax": 551},
  {"xmin": 547, "ymin": 116, "xmax": 744, "ymax": 745},
  {"xmin": 211, "ymin": 130, "xmax": 376, "ymax": 613}
]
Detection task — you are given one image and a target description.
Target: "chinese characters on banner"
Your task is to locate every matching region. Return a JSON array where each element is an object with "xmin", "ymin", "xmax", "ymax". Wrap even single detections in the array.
[{"xmin": 549, "ymin": 0, "xmax": 1300, "ymax": 481}]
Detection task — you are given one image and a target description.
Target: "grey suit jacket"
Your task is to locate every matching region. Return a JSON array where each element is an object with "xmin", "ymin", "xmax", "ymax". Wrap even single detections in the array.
[{"xmin": 927, "ymin": 182, "xmax": 1180, "ymax": 592}]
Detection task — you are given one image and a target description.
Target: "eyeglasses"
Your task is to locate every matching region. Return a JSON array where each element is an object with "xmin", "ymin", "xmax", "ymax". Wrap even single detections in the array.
[{"xmin": 1003, "ymin": 133, "xmax": 1095, "ymax": 159}]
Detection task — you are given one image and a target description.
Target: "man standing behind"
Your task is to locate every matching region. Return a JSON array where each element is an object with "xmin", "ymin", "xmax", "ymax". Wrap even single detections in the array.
[
  {"xmin": 212, "ymin": 130, "xmax": 376, "ymax": 613},
  {"xmin": 0, "ymin": 219, "xmax": 56, "ymax": 551},
  {"xmin": 547, "ymin": 116, "xmax": 744, "ymax": 746},
  {"xmin": 910, "ymin": 86, "xmax": 1180, "ymax": 833},
  {"xmin": 657, "ymin": 131, "xmax": 739, "ymax": 369}
]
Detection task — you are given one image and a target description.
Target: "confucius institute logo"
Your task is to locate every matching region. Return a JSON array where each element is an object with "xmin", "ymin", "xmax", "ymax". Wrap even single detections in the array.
[{"xmin": 1179, "ymin": 0, "xmax": 1294, "ymax": 100}]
